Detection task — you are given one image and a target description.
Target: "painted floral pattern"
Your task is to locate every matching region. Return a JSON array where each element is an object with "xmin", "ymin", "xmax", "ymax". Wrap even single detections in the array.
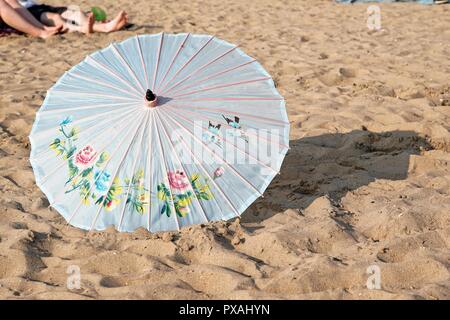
[
  {"xmin": 202, "ymin": 121, "xmax": 222, "ymax": 147},
  {"xmin": 49, "ymin": 117, "xmax": 149, "ymax": 214},
  {"xmin": 214, "ymin": 166, "xmax": 224, "ymax": 179},
  {"xmin": 75, "ymin": 145, "xmax": 98, "ymax": 169},
  {"xmin": 222, "ymin": 115, "xmax": 249, "ymax": 143},
  {"xmin": 201, "ymin": 115, "xmax": 249, "ymax": 147},
  {"xmin": 157, "ymin": 170, "xmax": 213, "ymax": 218}
]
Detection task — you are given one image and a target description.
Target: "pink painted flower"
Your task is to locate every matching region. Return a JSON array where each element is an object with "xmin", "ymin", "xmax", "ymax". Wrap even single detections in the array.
[
  {"xmin": 214, "ymin": 166, "xmax": 224, "ymax": 179},
  {"xmin": 168, "ymin": 170, "xmax": 190, "ymax": 191},
  {"xmin": 74, "ymin": 145, "xmax": 97, "ymax": 169}
]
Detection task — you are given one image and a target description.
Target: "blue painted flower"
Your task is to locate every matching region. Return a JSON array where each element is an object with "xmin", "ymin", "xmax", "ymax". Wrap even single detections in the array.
[
  {"xmin": 60, "ymin": 116, "xmax": 73, "ymax": 126},
  {"xmin": 94, "ymin": 170, "xmax": 111, "ymax": 195}
]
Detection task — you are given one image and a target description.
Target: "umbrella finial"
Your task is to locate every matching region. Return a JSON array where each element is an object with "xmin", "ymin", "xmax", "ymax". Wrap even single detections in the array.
[{"xmin": 145, "ymin": 89, "xmax": 157, "ymax": 108}]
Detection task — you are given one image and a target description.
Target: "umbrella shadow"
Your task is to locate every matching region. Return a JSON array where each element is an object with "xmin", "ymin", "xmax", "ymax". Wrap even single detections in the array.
[
  {"xmin": 242, "ymin": 129, "xmax": 432, "ymax": 224},
  {"xmin": 157, "ymin": 96, "xmax": 173, "ymax": 106}
]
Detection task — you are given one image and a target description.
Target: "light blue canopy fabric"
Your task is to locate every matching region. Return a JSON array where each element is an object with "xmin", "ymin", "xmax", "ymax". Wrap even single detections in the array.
[
  {"xmin": 336, "ymin": 0, "xmax": 435, "ymax": 3},
  {"xmin": 29, "ymin": 33, "xmax": 289, "ymax": 233}
]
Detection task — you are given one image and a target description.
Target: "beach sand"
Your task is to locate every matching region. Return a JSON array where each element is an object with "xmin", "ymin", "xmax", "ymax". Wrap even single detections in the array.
[{"xmin": 0, "ymin": 0, "xmax": 449, "ymax": 299}]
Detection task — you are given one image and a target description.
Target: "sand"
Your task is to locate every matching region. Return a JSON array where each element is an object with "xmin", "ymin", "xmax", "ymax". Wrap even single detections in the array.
[{"xmin": 0, "ymin": 0, "xmax": 449, "ymax": 299}]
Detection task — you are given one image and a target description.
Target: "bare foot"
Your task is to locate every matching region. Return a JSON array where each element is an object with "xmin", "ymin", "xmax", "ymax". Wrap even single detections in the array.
[
  {"xmin": 102, "ymin": 11, "xmax": 128, "ymax": 32},
  {"xmin": 81, "ymin": 12, "xmax": 94, "ymax": 35},
  {"xmin": 38, "ymin": 25, "xmax": 61, "ymax": 39}
]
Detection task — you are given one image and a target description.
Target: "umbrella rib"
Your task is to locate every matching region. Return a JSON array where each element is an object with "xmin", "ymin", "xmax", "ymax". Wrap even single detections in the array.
[
  {"xmin": 135, "ymin": 35, "xmax": 149, "ymax": 90},
  {"xmin": 151, "ymin": 32, "xmax": 164, "ymax": 91},
  {"xmin": 154, "ymin": 110, "xmax": 210, "ymax": 224},
  {"xmin": 161, "ymin": 108, "xmax": 263, "ymax": 196},
  {"xmin": 169, "ymin": 59, "xmax": 257, "ymax": 96},
  {"xmin": 146, "ymin": 112, "xmax": 154, "ymax": 231},
  {"xmin": 116, "ymin": 112, "xmax": 150, "ymax": 231},
  {"xmin": 157, "ymin": 111, "xmax": 235, "ymax": 219},
  {"xmin": 173, "ymin": 97, "xmax": 283, "ymax": 102},
  {"xmin": 50, "ymin": 89, "xmax": 136, "ymax": 101},
  {"xmin": 170, "ymin": 105, "xmax": 290, "ymax": 126},
  {"xmin": 157, "ymin": 35, "xmax": 215, "ymax": 95},
  {"xmin": 164, "ymin": 106, "xmax": 278, "ymax": 175},
  {"xmin": 152, "ymin": 113, "xmax": 180, "ymax": 230},
  {"xmin": 89, "ymin": 112, "xmax": 149, "ymax": 231},
  {"xmin": 43, "ymin": 110, "xmax": 138, "ymax": 198},
  {"xmin": 171, "ymin": 77, "xmax": 271, "ymax": 99},
  {"xmin": 166, "ymin": 104, "xmax": 289, "ymax": 148},
  {"xmin": 66, "ymin": 72, "xmax": 141, "ymax": 99},
  {"xmin": 86, "ymin": 56, "xmax": 142, "ymax": 97},
  {"xmin": 111, "ymin": 44, "xmax": 146, "ymax": 93},
  {"xmin": 40, "ymin": 101, "xmax": 137, "ymax": 115},
  {"xmin": 161, "ymin": 46, "xmax": 237, "ymax": 97},
  {"xmin": 154, "ymin": 33, "xmax": 190, "ymax": 93},
  {"xmin": 32, "ymin": 105, "xmax": 138, "ymax": 161},
  {"xmin": 66, "ymin": 111, "xmax": 146, "ymax": 227}
]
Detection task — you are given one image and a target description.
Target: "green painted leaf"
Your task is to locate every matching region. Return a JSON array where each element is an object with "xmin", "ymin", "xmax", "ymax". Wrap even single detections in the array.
[
  {"xmin": 161, "ymin": 202, "xmax": 169, "ymax": 217},
  {"xmin": 81, "ymin": 167, "xmax": 92, "ymax": 177},
  {"xmin": 199, "ymin": 192, "xmax": 212, "ymax": 200},
  {"xmin": 95, "ymin": 152, "xmax": 108, "ymax": 167},
  {"xmin": 134, "ymin": 202, "xmax": 144, "ymax": 215},
  {"xmin": 67, "ymin": 159, "xmax": 78, "ymax": 178},
  {"xmin": 95, "ymin": 196, "xmax": 104, "ymax": 205},
  {"xmin": 66, "ymin": 146, "xmax": 76, "ymax": 159},
  {"xmin": 69, "ymin": 127, "xmax": 78, "ymax": 138},
  {"xmin": 49, "ymin": 138, "xmax": 61, "ymax": 149}
]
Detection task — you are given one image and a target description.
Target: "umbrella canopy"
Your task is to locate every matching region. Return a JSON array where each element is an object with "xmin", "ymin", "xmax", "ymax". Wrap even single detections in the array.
[{"xmin": 29, "ymin": 33, "xmax": 289, "ymax": 232}]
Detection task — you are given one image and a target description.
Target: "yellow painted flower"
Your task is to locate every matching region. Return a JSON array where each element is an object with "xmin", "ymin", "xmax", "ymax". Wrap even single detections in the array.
[
  {"xmin": 178, "ymin": 197, "xmax": 191, "ymax": 207},
  {"xmin": 71, "ymin": 177, "xmax": 79, "ymax": 185},
  {"xmin": 136, "ymin": 169, "xmax": 144, "ymax": 179},
  {"xmin": 111, "ymin": 177, "xmax": 122, "ymax": 196},
  {"xmin": 157, "ymin": 189, "xmax": 166, "ymax": 200},
  {"xmin": 178, "ymin": 206, "xmax": 190, "ymax": 217},
  {"xmin": 70, "ymin": 126, "xmax": 80, "ymax": 137},
  {"xmin": 100, "ymin": 152, "xmax": 109, "ymax": 162}
]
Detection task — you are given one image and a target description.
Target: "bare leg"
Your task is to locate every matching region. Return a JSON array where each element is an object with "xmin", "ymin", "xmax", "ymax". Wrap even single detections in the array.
[
  {"xmin": 4, "ymin": 0, "xmax": 47, "ymax": 29},
  {"xmin": 0, "ymin": 0, "xmax": 60, "ymax": 38},
  {"xmin": 93, "ymin": 11, "xmax": 128, "ymax": 33}
]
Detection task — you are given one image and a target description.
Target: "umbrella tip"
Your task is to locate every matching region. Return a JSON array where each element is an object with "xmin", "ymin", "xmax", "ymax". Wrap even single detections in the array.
[
  {"xmin": 146, "ymin": 89, "xmax": 156, "ymax": 101},
  {"xmin": 145, "ymin": 89, "xmax": 157, "ymax": 108}
]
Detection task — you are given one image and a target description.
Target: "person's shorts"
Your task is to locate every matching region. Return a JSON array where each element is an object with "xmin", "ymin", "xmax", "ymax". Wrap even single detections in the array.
[
  {"xmin": 27, "ymin": 4, "xmax": 68, "ymax": 21},
  {"xmin": 0, "ymin": 19, "xmax": 6, "ymax": 30}
]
